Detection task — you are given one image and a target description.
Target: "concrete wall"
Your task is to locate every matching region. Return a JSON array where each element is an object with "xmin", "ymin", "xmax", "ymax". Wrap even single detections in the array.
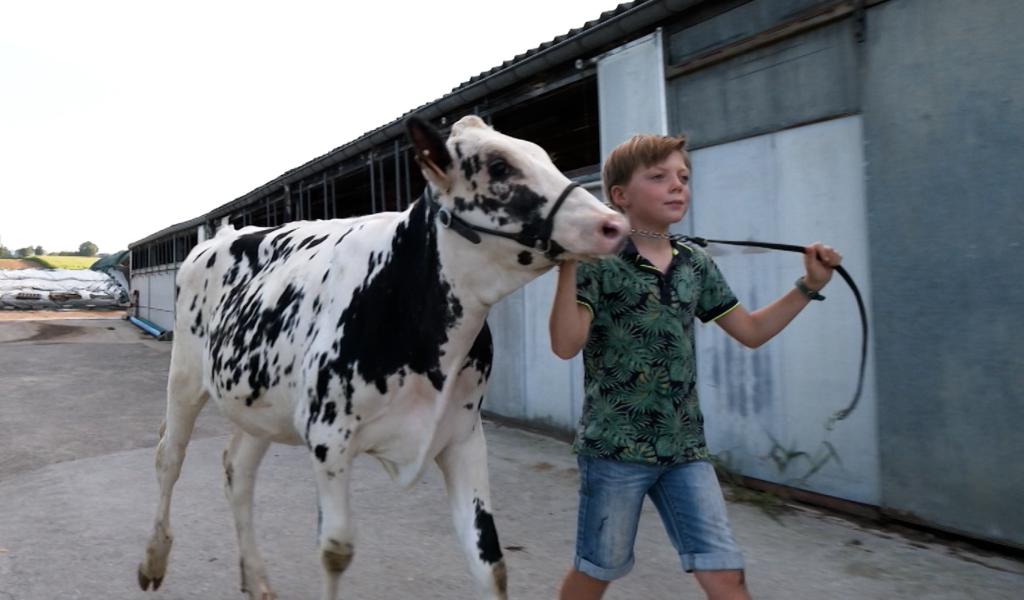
[{"xmin": 862, "ymin": 0, "xmax": 1024, "ymax": 546}]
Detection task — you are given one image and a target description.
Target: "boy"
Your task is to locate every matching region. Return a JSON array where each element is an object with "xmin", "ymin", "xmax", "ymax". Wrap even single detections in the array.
[{"xmin": 549, "ymin": 134, "xmax": 841, "ymax": 600}]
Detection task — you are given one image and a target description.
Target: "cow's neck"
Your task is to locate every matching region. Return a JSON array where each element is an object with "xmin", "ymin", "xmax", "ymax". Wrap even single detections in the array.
[{"xmin": 386, "ymin": 193, "xmax": 544, "ymax": 371}]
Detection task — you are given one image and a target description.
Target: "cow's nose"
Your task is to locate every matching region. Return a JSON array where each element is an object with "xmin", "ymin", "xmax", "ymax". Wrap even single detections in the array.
[{"xmin": 599, "ymin": 216, "xmax": 627, "ymax": 242}]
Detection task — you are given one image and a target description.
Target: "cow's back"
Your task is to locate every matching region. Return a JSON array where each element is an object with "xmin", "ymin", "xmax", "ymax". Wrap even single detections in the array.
[{"xmin": 172, "ymin": 214, "xmax": 402, "ymax": 442}]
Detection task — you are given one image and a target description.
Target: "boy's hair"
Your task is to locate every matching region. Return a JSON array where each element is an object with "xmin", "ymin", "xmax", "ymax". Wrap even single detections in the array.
[{"xmin": 602, "ymin": 133, "xmax": 690, "ymax": 208}]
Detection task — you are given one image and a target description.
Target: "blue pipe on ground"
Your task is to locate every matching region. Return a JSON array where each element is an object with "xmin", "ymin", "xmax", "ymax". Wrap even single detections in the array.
[{"xmin": 128, "ymin": 315, "xmax": 169, "ymax": 340}]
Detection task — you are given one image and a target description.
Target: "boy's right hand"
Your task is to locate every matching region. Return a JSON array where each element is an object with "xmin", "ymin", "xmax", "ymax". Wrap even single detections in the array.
[{"xmin": 803, "ymin": 242, "xmax": 842, "ymax": 290}]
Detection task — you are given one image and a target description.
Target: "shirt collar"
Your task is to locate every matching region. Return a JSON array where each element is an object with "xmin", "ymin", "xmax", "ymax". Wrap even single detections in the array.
[{"xmin": 619, "ymin": 236, "xmax": 690, "ymax": 264}]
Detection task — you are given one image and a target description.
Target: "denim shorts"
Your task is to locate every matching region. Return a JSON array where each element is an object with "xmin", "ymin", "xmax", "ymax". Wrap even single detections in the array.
[{"xmin": 574, "ymin": 455, "xmax": 745, "ymax": 581}]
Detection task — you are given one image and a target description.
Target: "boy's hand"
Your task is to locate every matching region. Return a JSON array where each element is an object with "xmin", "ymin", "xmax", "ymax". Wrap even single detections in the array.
[{"xmin": 804, "ymin": 242, "xmax": 842, "ymax": 290}]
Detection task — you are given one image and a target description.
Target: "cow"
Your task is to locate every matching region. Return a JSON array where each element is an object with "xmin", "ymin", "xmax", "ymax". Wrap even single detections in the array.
[{"xmin": 136, "ymin": 114, "xmax": 628, "ymax": 600}]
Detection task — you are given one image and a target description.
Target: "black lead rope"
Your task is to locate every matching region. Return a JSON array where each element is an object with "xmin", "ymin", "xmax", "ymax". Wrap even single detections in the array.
[{"xmin": 683, "ymin": 236, "xmax": 868, "ymax": 430}]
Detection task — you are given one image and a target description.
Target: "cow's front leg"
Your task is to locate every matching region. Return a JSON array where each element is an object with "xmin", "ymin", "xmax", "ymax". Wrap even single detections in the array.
[
  {"xmin": 310, "ymin": 432, "xmax": 356, "ymax": 600},
  {"xmin": 436, "ymin": 419, "xmax": 508, "ymax": 600}
]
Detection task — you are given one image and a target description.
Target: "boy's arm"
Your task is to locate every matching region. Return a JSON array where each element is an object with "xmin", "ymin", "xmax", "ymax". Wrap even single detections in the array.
[
  {"xmin": 716, "ymin": 242, "xmax": 841, "ymax": 348},
  {"xmin": 549, "ymin": 260, "xmax": 593, "ymax": 359}
]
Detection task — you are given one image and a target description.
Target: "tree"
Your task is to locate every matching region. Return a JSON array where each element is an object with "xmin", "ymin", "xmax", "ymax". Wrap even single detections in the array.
[
  {"xmin": 0, "ymin": 246, "xmax": 11, "ymax": 258},
  {"xmin": 15, "ymin": 247, "xmax": 34, "ymax": 258},
  {"xmin": 34, "ymin": 245, "xmax": 44, "ymax": 256},
  {"xmin": 78, "ymin": 241, "xmax": 99, "ymax": 257}
]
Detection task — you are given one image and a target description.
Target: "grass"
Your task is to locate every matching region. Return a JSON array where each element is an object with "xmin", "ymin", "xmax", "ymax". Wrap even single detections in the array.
[{"xmin": 24, "ymin": 255, "xmax": 99, "ymax": 270}]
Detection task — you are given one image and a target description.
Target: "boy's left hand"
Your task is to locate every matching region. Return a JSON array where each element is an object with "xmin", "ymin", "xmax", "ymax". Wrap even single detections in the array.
[{"xmin": 804, "ymin": 242, "xmax": 842, "ymax": 290}]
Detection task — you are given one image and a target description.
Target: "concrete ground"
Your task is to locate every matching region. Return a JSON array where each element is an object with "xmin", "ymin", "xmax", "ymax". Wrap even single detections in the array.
[{"xmin": 0, "ymin": 318, "xmax": 1021, "ymax": 600}]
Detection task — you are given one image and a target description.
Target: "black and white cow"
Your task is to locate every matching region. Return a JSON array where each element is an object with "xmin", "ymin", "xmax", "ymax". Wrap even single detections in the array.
[{"xmin": 137, "ymin": 115, "xmax": 628, "ymax": 600}]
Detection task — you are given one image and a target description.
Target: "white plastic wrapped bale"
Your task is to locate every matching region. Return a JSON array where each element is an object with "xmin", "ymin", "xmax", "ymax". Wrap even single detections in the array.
[{"xmin": 0, "ymin": 269, "xmax": 129, "ymax": 309}]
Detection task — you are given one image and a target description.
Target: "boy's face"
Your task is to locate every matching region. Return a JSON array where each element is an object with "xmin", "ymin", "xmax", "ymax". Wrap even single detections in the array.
[{"xmin": 611, "ymin": 151, "xmax": 690, "ymax": 230}]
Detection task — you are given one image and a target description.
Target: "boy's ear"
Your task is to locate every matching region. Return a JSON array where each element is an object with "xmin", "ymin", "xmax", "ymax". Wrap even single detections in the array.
[
  {"xmin": 609, "ymin": 185, "xmax": 629, "ymax": 211},
  {"xmin": 405, "ymin": 115, "xmax": 453, "ymax": 189}
]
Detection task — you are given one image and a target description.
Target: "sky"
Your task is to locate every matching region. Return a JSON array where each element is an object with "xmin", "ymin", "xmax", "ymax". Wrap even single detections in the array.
[{"xmin": 0, "ymin": 0, "xmax": 622, "ymax": 255}]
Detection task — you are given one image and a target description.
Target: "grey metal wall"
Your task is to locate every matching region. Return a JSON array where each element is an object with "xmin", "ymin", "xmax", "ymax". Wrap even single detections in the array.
[
  {"xmin": 862, "ymin": 0, "xmax": 1024, "ymax": 547},
  {"xmin": 684, "ymin": 116, "xmax": 879, "ymax": 505},
  {"xmin": 666, "ymin": 0, "xmax": 1024, "ymax": 546},
  {"xmin": 131, "ymin": 267, "xmax": 178, "ymax": 331},
  {"xmin": 668, "ymin": 5, "xmax": 859, "ymax": 148}
]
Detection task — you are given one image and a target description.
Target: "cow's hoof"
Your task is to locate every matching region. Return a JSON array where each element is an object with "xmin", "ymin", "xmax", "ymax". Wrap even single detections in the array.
[
  {"xmin": 137, "ymin": 565, "xmax": 163, "ymax": 591},
  {"xmin": 246, "ymin": 581, "xmax": 277, "ymax": 600}
]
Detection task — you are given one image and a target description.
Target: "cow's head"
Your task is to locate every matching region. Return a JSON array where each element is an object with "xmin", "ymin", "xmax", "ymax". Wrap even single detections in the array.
[{"xmin": 406, "ymin": 115, "xmax": 627, "ymax": 267}]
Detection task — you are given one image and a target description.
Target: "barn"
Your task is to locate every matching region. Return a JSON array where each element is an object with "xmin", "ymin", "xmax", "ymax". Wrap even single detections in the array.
[{"xmin": 128, "ymin": 0, "xmax": 1024, "ymax": 549}]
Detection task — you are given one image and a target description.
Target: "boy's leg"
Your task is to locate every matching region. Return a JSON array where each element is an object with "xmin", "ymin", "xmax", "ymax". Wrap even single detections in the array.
[
  {"xmin": 558, "ymin": 569, "xmax": 609, "ymax": 600},
  {"xmin": 694, "ymin": 570, "xmax": 750, "ymax": 600},
  {"xmin": 560, "ymin": 455, "xmax": 655, "ymax": 599},
  {"xmin": 647, "ymin": 460, "xmax": 749, "ymax": 600}
]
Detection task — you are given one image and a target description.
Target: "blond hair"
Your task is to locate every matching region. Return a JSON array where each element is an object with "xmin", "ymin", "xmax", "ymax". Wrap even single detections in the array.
[{"xmin": 601, "ymin": 134, "xmax": 690, "ymax": 209}]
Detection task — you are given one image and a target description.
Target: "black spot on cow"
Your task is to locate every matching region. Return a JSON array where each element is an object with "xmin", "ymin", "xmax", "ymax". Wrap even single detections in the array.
[
  {"xmin": 193, "ymin": 247, "xmax": 209, "ymax": 263},
  {"xmin": 464, "ymin": 403, "xmax": 474, "ymax": 410},
  {"xmin": 322, "ymin": 401, "xmax": 338, "ymax": 425},
  {"xmin": 463, "ymin": 322, "xmax": 493, "ymax": 378},
  {"xmin": 297, "ymin": 234, "xmax": 329, "ymax": 251},
  {"xmin": 229, "ymin": 225, "xmax": 284, "ymax": 275},
  {"xmin": 517, "ymin": 251, "xmax": 533, "ymax": 266},
  {"xmin": 334, "ymin": 229, "xmax": 354, "ymax": 247},
  {"xmin": 460, "ymin": 155, "xmax": 481, "ymax": 180},
  {"xmin": 314, "ymin": 444, "xmax": 328, "ymax": 462},
  {"xmin": 206, "ymin": 252, "xmax": 217, "ymax": 268},
  {"xmin": 316, "ymin": 197, "xmax": 460, "ymax": 405},
  {"xmin": 473, "ymin": 498, "xmax": 503, "ymax": 564},
  {"xmin": 191, "ymin": 309, "xmax": 204, "ymax": 337}
]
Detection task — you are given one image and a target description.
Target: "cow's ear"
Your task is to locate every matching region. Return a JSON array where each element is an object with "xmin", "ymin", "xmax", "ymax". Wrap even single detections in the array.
[{"xmin": 406, "ymin": 115, "xmax": 453, "ymax": 189}]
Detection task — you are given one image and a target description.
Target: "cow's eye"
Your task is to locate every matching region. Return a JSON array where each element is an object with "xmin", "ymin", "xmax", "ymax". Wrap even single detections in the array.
[{"xmin": 488, "ymin": 158, "xmax": 511, "ymax": 180}]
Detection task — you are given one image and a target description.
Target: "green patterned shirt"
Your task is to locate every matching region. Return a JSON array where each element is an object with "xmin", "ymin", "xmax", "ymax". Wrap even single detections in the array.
[{"xmin": 573, "ymin": 237, "xmax": 739, "ymax": 465}]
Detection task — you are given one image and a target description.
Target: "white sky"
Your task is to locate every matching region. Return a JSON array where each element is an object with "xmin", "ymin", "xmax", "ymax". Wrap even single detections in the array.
[{"xmin": 0, "ymin": 0, "xmax": 621, "ymax": 254}]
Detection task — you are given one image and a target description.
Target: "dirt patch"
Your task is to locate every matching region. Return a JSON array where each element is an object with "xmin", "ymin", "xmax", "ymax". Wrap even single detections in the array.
[
  {"xmin": 0, "ymin": 322, "xmax": 83, "ymax": 344},
  {"xmin": 0, "ymin": 259, "xmax": 36, "ymax": 270}
]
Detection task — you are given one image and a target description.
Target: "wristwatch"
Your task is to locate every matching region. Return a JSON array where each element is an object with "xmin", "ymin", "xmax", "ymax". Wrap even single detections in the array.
[{"xmin": 795, "ymin": 277, "xmax": 825, "ymax": 301}]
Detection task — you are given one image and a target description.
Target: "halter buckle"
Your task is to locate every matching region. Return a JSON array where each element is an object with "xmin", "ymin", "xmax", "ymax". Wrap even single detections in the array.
[{"xmin": 437, "ymin": 207, "xmax": 453, "ymax": 228}]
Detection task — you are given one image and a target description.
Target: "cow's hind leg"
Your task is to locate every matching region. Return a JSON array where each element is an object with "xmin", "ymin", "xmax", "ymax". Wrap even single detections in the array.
[
  {"xmin": 223, "ymin": 428, "xmax": 275, "ymax": 599},
  {"xmin": 436, "ymin": 420, "xmax": 508, "ymax": 600},
  {"xmin": 310, "ymin": 438, "xmax": 356, "ymax": 600},
  {"xmin": 138, "ymin": 357, "xmax": 208, "ymax": 591}
]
